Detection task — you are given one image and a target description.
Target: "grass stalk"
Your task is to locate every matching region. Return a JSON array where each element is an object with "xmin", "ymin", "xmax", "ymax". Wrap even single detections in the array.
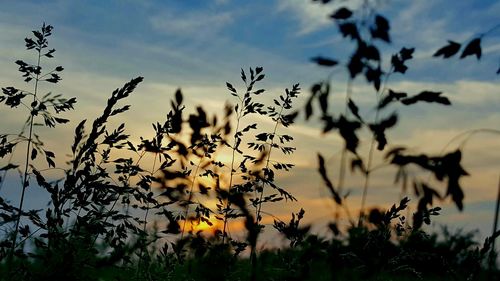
[{"xmin": 10, "ymin": 44, "xmax": 42, "ymax": 257}]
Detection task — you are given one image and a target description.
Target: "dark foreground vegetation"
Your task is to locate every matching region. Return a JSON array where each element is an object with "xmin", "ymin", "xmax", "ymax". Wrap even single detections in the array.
[{"xmin": 1, "ymin": 1, "xmax": 499, "ymax": 280}]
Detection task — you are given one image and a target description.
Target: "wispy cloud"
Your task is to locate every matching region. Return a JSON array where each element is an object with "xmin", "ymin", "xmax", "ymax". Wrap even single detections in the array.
[
  {"xmin": 275, "ymin": 0, "xmax": 332, "ymax": 35},
  {"xmin": 149, "ymin": 9, "xmax": 233, "ymax": 38}
]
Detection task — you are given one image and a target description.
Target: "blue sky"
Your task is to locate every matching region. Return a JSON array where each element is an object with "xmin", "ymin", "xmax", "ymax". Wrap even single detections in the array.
[{"xmin": 1, "ymin": 0, "xmax": 499, "ymax": 245}]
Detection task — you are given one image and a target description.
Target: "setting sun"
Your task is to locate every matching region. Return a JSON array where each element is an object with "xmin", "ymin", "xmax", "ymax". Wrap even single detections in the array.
[{"xmin": 1, "ymin": 0, "xmax": 499, "ymax": 280}]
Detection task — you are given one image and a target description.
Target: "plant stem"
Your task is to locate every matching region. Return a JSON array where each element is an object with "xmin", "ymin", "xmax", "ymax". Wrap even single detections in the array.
[
  {"xmin": 255, "ymin": 104, "xmax": 285, "ymax": 224},
  {"xmin": 10, "ymin": 46, "xmax": 42, "ymax": 257},
  {"xmin": 358, "ymin": 70, "xmax": 392, "ymax": 225},
  {"xmin": 180, "ymin": 156, "xmax": 203, "ymax": 239},
  {"xmin": 335, "ymin": 78, "xmax": 353, "ymax": 220},
  {"xmin": 222, "ymin": 98, "xmax": 244, "ymax": 244},
  {"xmin": 490, "ymin": 174, "xmax": 500, "ymax": 268}
]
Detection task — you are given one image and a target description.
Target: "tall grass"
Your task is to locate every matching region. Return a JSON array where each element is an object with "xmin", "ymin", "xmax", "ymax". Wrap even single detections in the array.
[{"xmin": 1, "ymin": 2, "xmax": 499, "ymax": 280}]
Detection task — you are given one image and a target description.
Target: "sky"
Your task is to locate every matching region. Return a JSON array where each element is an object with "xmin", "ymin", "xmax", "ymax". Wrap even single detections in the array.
[{"xmin": 0, "ymin": 0, "xmax": 499, "ymax": 247}]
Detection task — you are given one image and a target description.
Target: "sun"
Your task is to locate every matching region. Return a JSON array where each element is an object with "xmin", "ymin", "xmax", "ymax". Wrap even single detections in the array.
[{"xmin": 186, "ymin": 216, "xmax": 222, "ymax": 234}]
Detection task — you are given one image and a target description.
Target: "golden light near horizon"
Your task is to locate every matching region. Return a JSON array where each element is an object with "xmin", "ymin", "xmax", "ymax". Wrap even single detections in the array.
[{"xmin": 184, "ymin": 216, "xmax": 222, "ymax": 234}]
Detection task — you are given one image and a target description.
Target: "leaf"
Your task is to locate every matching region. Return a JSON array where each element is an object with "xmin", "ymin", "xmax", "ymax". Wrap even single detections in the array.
[
  {"xmin": 46, "ymin": 156, "xmax": 55, "ymax": 168},
  {"xmin": 337, "ymin": 116, "xmax": 361, "ymax": 153},
  {"xmin": 330, "ymin": 7, "xmax": 352, "ymax": 20},
  {"xmin": 240, "ymin": 68, "xmax": 247, "ymax": 83},
  {"xmin": 370, "ymin": 14, "xmax": 391, "ymax": 43},
  {"xmin": 433, "ymin": 40, "xmax": 461, "ymax": 58},
  {"xmin": 399, "ymin": 47, "xmax": 415, "ymax": 60},
  {"xmin": 401, "ymin": 91, "xmax": 451, "ymax": 106},
  {"xmin": 460, "ymin": 38, "xmax": 482, "ymax": 60},
  {"xmin": 391, "ymin": 54, "xmax": 408, "ymax": 74},
  {"xmin": 305, "ymin": 99, "xmax": 313, "ymax": 120},
  {"xmin": 347, "ymin": 99, "xmax": 362, "ymax": 122},
  {"xmin": 365, "ymin": 66, "xmax": 382, "ymax": 91},
  {"xmin": 369, "ymin": 113, "xmax": 398, "ymax": 150},
  {"xmin": 44, "ymin": 150, "xmax": 55, "ymax": 158},
  {"xmin": 348, "ymin": 53, "xmax": 363, "ymax": 78},
  {"xmin": 363, "ymin": 44, "xmax": 380, "ymax": 61},
  {"xmin": 311, "ymin": 56, "xmax": 338, "ymax": 67},
  {"xmin": 253, "ymin": 89, "xmax": 265, "ymax": 95},
  {"xmin": 54, "ymin": 117, "xmax": 69, "ymax": 124},
  {"xmin": 255, "ymin": 133, "xmax": 268, "ymax": 142},
  {"xmin": 318, "ymin": 154, "xmax": 342, "ymax": 204},
  {"xmin": 31, "ymin": 148, "xmax": 38, "ymax": 160},
  {"xmin": 0, "ymin": 164, "xmax": 19, "ymax": 171},
  {"xmin": 226, "ymin": 82, "xmax": 236, "ymax": 93},
  {"xmin": 378, "ymin": 89, "xmax": 407, "ymax": 109},
  {"xmin": 338, "ymin": 22, "xmax": 359, "ymax": 40},
  {"xmin": 318, "ymin": 92, "xmax": 328, "ymax": 115},
  {"xmin": 175, "ymin": 88, "xmax": 183, "ymax": 105}
]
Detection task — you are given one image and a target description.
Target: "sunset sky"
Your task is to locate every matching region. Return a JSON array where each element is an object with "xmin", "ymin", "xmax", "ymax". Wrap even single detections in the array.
[{"xmin": 1, "ymin": 0, "xmax": 499, "ymax": 246}]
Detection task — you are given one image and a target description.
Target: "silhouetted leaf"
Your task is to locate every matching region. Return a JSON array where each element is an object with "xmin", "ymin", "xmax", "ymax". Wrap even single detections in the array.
[
  {"xmin": 402, "ymin": 91, "xmax": 451, "ymax": 106},
  {"xmin": 226, "ymin": 82, "xmax": 236, "ymax": 93},
  {"xmin": 31, "ymin": 148, "xmax": 37, "ymax": 160},
  {"xmin": 399, "ymin": 47, "xmax": 415, "ymax": 60},
  {"xmin": 433, "ymin": 41, "xmax": 461, "ymax": 58},
  {"xmin": 330, "ymin": 7, "xmax": 352, "ymax": 20},
  {"xmin": 337, "ymin": 116, "xmax": 361, "ymax": 153},
  {"xmin": 318, "ymin": 153, "xmax": 342, "ymax": 204},
  {"xmin": 363, "ymin": 44, "xmax": 381, "ymax": 61},
  {"xmin": 338, "ymin": 22, "xmax": 359, "ymax": 40},
  {"xmin": 391, "ymin": 54, "xmax": 407, "ymax": 74},
  {"xmin": 348, "ymin": 53, "xmax": 363, "ymax": 78},
  {"xmin": 365, "ymin": 65, "xmax": 382, "ymax": 91},
  {"xmin": 54, "ymin": 117, "xmax": 69, "ymax": 124},
  {"xmin": 460, "ymin": 38, "xmax": 482, "ymax": 60},
  {"xmin": 311, "ymin": 56, "xmax": 338, "ymax": 67},
  {"xmin": 241, "ymin": 68, "xmax": 247, "ymax": 83},
  {"xmin": 305, "ymin": 100, "xmax": 313, "ymax": 120},
  {"xmin": 351, "ymin": 158, "xmax": 367, "ymax": 174},
  {"xmin": 175, "ymin": 88, "xmax": 183, "ymax": 105},
  {"xmin": 370, "ymin": 14, "xmax": 390, "ymax": 43},
  {"xmin": 378, "ymin": 89, "xmax": 407, "ymax": 109},
  {"xmin": 318, "ymin": 92, "xmax": 329, "ymax": 115},
  {"xmin": 253, "ymin": 89, "xmax": 265, "ymax": 95},
  {"xmin": 0, "ymin": 164, "xmax": 19, "ymax": 171},
  {"xmin": 347, "ymin": 98, "xmax": 362, "ymax": 122},
  {"xmin": 369, "ymin": 113, "xmax": 398, "ymax": 150}
]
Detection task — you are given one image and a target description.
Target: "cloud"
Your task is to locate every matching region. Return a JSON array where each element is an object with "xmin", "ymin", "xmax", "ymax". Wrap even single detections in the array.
[
  {"xmin": 275, "ymin": 0, "xmax": 333, "ymax": 35},
  {"xmin": 149, "ymin": 9, "xmax": 233, "ymax": 38}
]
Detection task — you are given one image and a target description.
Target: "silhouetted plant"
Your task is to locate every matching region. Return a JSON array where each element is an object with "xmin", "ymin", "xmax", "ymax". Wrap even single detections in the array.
[
  {"xmin": 307, "ymin": 0, "xmax": 474, "ymax": 232},
  {"xmin": 1, "ymin": 4, "xmax": 499, "ymax": 279},
  {"xmin": 0, "ymin": 23, "xmax": 75, "ymax": 261}
]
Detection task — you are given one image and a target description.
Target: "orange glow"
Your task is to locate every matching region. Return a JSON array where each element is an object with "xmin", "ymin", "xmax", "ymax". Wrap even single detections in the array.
[{"xmin": 186, "ymin": 217, "xmax": 222, "ymax": 234}]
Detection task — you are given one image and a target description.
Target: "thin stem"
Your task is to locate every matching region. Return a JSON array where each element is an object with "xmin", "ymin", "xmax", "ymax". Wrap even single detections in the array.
[
  {"xmin": 180, "ymin": 156, "xmax": 204, "ymax": 239},
  {"xmin": 10, "ymin": 45, "xmax": 42, "ymax": 257},
  {"xmin": 480, "ymin": 22, "xmax": 500, "ymax": 38},
  {"xmin": 336, "ymin": 78, "xmax": 354, "ymax": 222},
  {"xmin": 255, "ymin": 104, "xmax": 285, "ymax": 224},
  {"xmin": 222, "ymin": 98, "xmax": 244, "ymax": 244},
  {"xmin": 136, "ymin": 153, "xmax": 159, "ymax": 276},
  {"xmin": 359, "ymin": 69, "xmax": 392, "ymax": 225},
  {"xmin": 490, "ymin": 173, "xmax": 500, "ymax": 269}
]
